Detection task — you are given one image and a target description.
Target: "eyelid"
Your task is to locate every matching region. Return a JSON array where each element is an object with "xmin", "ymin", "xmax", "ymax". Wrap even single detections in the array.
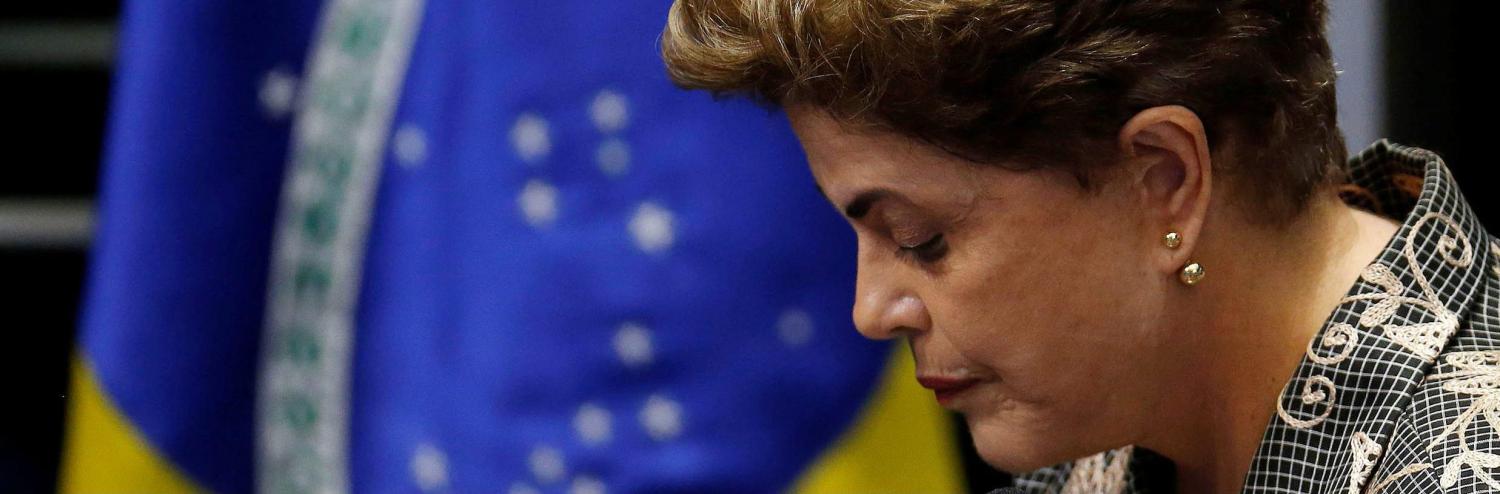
[
  {"xmin": 895, "ymin": 233, "xmax": 948, "ymax": 264},
  {"xmin": 889, "ymin": 221, "xmax": 933, "ymax": 248},
  {"xmin": 909, "ymin": 233, "xmax": 944, "ymax": 250},
  {"xmin": 898, "ymin": 233, "xmax": 940, "ymax": 250}
]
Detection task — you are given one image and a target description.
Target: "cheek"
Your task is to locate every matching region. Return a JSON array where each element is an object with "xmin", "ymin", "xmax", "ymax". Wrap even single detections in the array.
[
  {"xmin": 945, "ymin": 194, "xmax": 1161, "ymax": 402},
  {"xmin": 942, "ymin": 198, "xmax": 1168, "ymax": 468}
]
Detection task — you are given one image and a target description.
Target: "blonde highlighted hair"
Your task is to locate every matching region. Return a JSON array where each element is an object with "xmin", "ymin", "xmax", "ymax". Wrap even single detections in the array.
[{"xmin": 661, "ymin": 0, "xmax": 1348, "ymax": 222}]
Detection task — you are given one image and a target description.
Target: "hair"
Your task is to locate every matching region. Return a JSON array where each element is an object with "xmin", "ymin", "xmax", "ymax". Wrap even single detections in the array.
[{"xmin": 660, "ymin": 0, "xmax": 1348, "ymax": 223}]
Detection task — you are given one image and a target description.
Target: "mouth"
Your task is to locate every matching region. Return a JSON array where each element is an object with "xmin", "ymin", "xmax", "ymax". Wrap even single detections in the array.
[{"xmin": 915, "ymin": 376, "xmax": 981, "ymax": 408}]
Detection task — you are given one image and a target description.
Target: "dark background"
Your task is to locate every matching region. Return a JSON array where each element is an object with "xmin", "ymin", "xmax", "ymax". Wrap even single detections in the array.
[
  {"xmin": 2, "ymin": 2, "xmax": 115, "ymax": 492},
  {"xmin": 0, "ymin": 1, "xmax": 1488, "ymax": 492}
]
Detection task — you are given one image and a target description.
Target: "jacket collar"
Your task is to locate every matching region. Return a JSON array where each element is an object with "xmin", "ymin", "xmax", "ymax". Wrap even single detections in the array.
[{"xmin": 1243, "ymin": 139, "xmax": 1492, "ymax": 491}]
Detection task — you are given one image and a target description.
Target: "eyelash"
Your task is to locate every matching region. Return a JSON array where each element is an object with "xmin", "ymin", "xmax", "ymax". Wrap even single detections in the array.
[{"xmin": 897, "ymin": 234, "xmax": 949, "ymax": 264}]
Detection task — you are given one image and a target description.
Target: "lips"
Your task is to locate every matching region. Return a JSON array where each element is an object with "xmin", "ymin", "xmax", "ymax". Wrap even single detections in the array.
[{"xmin": 916, "ymin": 376, "xmax": 980, "ymax": 407}]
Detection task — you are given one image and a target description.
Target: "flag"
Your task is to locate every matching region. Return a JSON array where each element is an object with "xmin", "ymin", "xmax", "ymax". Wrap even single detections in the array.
[{"xmin": 62, "ymin": 1, "xmax": 964, "ymax": 492}]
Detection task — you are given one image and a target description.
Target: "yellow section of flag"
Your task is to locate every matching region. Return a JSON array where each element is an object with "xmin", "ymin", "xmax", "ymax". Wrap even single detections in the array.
[
  {"xmin": 791, "ymin": 344, "xmax": 965, "ymax": 494},
  {"xmin": 59, "ymin": 356, "xmax": 202, "ymax": 494}
]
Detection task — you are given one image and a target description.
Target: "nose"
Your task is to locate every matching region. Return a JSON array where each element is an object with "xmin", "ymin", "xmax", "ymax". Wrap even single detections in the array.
[{"xmin": 851, "ymin": 247, "xmax": 931, "ymax": 340}]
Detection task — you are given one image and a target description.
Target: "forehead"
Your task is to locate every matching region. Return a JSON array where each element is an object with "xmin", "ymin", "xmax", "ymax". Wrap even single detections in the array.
[{"xmin": 786, "ymin": 106, "xmax": 985, "ymax": 206}]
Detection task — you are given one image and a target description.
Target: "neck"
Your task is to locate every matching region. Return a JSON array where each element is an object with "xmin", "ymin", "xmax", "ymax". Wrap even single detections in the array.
[{"xmin": 1140, "ymin": 192, "xmax": 1401, "ymax": 493}]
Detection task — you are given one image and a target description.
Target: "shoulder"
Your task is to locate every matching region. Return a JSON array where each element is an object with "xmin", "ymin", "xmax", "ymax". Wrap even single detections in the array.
[{"xmin": 1379, "ymin": 253, "xmax": 1500, "ymax": 493}]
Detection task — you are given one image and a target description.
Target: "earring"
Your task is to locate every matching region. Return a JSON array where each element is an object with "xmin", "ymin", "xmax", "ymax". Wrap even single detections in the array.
[
  {"xmin": 1179, "ymin": 262, "xmax": 1205, "ymax": 286},
  {"xmin": 1164, "ymin": 231, "xmax": 1202, "ymax": 285},
  {"xmin": 1163, "ymin": 231, "xmax": 1182, "ymax": 249}
]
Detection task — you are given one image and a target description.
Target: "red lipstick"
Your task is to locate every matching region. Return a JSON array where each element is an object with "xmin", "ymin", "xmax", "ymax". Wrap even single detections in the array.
[{"xmin": 916, "ymin": 376, "xmax": 980, "ymax": 407}]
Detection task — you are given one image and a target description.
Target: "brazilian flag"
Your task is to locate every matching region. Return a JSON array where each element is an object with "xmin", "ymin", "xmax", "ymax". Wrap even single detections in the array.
[{"xmin": 62, "ymin": 0, "xmax": 964, "ymax": 492}]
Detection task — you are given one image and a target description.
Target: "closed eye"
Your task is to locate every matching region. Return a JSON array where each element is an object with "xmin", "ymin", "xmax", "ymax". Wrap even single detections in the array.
[{"xmin": 898, "ymin": 234, "xmax": 948, "ymax": 264}]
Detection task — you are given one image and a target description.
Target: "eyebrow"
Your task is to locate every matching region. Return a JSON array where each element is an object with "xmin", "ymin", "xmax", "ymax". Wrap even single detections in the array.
[{"xmin": 819, "ymin": 187, "xmax": 891, "ymax": 220}]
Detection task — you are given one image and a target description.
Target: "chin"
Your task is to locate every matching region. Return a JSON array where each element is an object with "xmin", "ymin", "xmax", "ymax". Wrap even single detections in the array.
[{"xmin": 966, "ymin": 413, "xmax": 1075, "ymax": 474}]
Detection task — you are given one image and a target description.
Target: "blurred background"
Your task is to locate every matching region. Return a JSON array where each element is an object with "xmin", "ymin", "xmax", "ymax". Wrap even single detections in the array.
[{"xmin": 0, "ymin": 1, "xmax": 1488, "ymax": 492}]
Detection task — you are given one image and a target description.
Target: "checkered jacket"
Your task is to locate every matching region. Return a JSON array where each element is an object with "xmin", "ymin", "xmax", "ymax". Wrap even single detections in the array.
[{"xmin": 1011, "ymin": 140, "xmax": 1500, "ymax": 493}]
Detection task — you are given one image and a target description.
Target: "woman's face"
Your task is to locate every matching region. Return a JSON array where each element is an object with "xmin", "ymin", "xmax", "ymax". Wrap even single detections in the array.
[{"xmin": 788, "ymin": 107, "xmax": 1179, "ymax": 472}]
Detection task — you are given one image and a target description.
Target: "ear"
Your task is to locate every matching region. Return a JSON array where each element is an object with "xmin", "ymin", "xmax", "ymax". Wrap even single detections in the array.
[{"xmin": 1117, "ymin": 106, "xmax": 1213, "ymax": 274}]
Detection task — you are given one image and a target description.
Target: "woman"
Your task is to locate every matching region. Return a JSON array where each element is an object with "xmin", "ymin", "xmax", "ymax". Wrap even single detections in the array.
[{"xmin": 661, "ymin": 1, "xmax": 1498, "ymax": 493}]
